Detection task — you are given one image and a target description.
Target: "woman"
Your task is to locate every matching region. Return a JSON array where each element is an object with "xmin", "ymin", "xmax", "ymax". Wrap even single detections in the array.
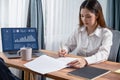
[{"xmin": 58, "ymin": 0, "xmax": 113, "ymax": 68}]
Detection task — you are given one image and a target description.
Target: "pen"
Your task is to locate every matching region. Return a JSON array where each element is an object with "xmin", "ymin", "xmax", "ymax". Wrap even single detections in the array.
[
  {"xmin": 59, "ymin": 42, "xmax": 67, "ymax": 57},
  {"xmin": 60, "ymin": 42, "xmax": 63, "ymax": 50}
]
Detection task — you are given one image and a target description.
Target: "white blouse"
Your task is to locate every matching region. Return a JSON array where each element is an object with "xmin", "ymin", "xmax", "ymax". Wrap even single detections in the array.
[{"xmin": 63, "ymin": 26, "xmax": 113, "ymax": 64}]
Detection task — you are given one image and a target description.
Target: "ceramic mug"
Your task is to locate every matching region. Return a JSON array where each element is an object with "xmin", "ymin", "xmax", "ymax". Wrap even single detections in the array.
[{"xmin": 17, "ymin": 47, "xmax": 32, "ymax": 61}]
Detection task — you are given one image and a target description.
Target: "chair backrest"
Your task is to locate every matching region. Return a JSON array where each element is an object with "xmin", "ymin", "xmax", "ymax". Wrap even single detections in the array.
[{"xmin": 108, "ymin": 30, "xmax": 120, "ymax": 62}]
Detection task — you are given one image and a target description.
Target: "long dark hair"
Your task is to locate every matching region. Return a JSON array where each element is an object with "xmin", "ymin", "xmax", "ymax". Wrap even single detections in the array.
[{"xmin": 79, "ymin": 0, "xmax": 106, "ymax": 28}]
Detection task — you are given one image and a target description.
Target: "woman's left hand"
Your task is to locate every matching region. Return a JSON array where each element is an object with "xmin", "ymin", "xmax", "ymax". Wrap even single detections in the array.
[{"xmin": 67, "ymin": 57, "xmax": 87, "ymax": 68}]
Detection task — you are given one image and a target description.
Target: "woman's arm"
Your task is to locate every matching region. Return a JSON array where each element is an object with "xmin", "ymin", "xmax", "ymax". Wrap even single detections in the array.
[{"xmin": 85, "ymin": 29, "xmax": 113, "ymax": 64}]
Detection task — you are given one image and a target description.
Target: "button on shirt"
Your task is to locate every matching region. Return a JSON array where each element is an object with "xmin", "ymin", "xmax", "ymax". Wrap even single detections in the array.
[{"xmin": 63, "ymin": 26, "xmax": 113, "ymax": 64}]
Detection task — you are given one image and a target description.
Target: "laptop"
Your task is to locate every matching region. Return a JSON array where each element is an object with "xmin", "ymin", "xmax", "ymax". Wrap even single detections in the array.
[{"xmin": 1, "ymin": 28, "xmax": 43, "ymax": 59}]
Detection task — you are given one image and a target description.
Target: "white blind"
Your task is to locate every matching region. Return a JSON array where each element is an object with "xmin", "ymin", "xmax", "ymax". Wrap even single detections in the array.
[
  {"xmin": 8, "ymin": 0, "xmax": 29, "ymax": 27},
  {"xmin": 43, "ymin": 0, "xmax": 84, "ymax": 51},
  {"xmin": 0, "ymin": 0, "xmax": 9, "ymax": 27},
  {"xmin": 0, "ymin": 0, "xmax": 29, "ymax": 52}
]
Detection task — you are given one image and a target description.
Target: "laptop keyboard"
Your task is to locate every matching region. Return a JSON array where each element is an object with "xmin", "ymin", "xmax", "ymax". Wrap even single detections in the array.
[
  {"xmin": 32, "ymin": 50, "xmax": 43, "ymax": 57},
  {"xmin": 32, "ymin": 50, "xmax": 40, "ymax": 53},
  {"xmin": 4, "ymin": 50, "xmax": 42, "ymax": 58},
  {"xmin": 8, "ymin": 51, "xmax": 17, "ymax": 54},
  {"xmin": 6, "ymin": 50, "xmax": 40, "ymax": 54}
]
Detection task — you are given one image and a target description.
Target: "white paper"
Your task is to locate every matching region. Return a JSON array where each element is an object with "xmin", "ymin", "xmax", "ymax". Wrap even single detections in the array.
[{"xmin": 24, "ymin": 55, "xmax": 77, "ymax": 74}]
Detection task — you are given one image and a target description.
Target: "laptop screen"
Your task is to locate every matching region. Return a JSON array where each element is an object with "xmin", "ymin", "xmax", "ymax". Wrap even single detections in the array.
[{"xmin": 1, "ymin": 28, "xmax": 39, "ymax": 52}]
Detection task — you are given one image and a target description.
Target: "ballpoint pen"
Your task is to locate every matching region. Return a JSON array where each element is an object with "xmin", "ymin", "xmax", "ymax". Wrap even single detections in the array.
[{"xmin": 60, "ymin": 41, "xmax": 63, "ymax": 50}]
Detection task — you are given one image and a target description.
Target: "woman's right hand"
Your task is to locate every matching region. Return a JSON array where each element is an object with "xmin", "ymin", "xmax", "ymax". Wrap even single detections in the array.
[{"xmin": 58, "ymin": 49, "xmax": 68, "ymax": 57}]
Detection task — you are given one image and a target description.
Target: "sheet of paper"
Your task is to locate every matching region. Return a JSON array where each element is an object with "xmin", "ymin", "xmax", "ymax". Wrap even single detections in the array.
[
  {"xmin": 24, "ymin": 55, "xmax": 77, "ymax": 74},
  {"xmin": 56, "ymin": 57, "xmax": 78, "ymax": 66}
]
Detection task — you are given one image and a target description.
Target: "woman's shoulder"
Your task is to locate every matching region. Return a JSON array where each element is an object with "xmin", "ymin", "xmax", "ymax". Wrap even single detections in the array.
[
  {"xmin": 102, "ymin": 27, "xmax": 112, "ymax": 33},
  {"xmin": 69, "ymin": 25, "xmax": 85, "ymax": 36},
  {"xmin": 100, "ymin": 26, "xmax": 113, "ymax": 37},
  {"xmin": 72, "ymin": 25, "xmax": 82, "ymax": 32},
  {"xmin": 77, "ymin": 26, "xmax": 86, "ymax": 32},
  {"xmin": 68, "ymin": 25, "xmax": 80, "ymax": 35}
]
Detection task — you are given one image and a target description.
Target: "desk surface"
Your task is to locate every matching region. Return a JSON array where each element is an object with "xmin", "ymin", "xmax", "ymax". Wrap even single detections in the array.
[{"xmin": 0, "ymin": 50, "xmax": 120, "ymax": 80}]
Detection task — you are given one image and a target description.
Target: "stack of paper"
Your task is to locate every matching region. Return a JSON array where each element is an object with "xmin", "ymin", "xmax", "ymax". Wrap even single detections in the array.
[{"xmin": 24, "ymin": 55, "xmax": 77, "ymax": 74}]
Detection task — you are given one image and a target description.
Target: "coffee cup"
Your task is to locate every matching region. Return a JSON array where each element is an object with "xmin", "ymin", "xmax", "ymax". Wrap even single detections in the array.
[{"xmin": 17, "ymin": 47, "xmax": 32, "ymax": 61}]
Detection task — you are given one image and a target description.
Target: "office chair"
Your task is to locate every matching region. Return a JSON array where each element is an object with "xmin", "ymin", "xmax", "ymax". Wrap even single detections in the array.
[{"xmin": 108, "ymin": 30, "xmax": 120, "ymax": 62}]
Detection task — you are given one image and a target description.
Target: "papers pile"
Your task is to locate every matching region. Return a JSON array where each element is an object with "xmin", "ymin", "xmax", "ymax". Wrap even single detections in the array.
[{"xmin": 24, "ymin": 55, "xmax": 77, "ymax": 74}]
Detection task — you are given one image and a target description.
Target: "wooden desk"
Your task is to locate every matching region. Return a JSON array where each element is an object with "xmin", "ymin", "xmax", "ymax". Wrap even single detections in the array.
[
  {"xmin": 0, "ymin": 52, "xmax": 33, "ymax": 80},
  {"xmin": 0, "ymin": 50, "xmax": 120, "ymax": 80}
]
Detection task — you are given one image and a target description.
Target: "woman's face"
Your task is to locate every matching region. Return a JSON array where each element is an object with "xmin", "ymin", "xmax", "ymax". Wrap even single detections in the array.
[{"xmin": 80, "ymin": 8, "xmax": 97, "ymax": 28}]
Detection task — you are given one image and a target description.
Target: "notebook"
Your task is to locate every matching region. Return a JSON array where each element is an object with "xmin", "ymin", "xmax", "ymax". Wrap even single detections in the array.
[
  {"xmin": 68, "ymin": 66, "xmax": 110, "ymax": 80},
  {"xmin": 1, "ymin": 28, "xmax": 43, "ymax": 59}
]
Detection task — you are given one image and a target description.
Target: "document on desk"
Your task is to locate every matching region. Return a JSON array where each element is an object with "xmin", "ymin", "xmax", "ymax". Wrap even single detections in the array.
[{"xmin": 24, "ymin": 55, "xmax": 77, "ymax": 74}]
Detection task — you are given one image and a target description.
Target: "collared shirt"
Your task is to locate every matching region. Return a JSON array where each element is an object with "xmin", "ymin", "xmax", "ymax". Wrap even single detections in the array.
[{"xmin": 63, "ymin": 25, "xmax": 113, "ymax": 64}]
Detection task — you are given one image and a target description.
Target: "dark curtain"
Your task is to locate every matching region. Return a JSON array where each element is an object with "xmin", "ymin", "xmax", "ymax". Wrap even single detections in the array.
[
  {"xmin": 107, "ymin": 0, "xmax": 120, "ymax": 30},
  {"xmin": 27, "ymin": 0, "xmax": 45, "ymax": 80},
  {"xmin": 27, "ymin": 0, "xmax": 45, "ymax": 49},
  {"xmin": 107, "ymin": 0, "xmax": 120, "ymax": 62}
]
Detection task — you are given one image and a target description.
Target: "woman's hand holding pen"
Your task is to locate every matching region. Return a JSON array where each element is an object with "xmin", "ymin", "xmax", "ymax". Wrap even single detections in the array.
[
  {"xmin": 58, "ymin": 49, "xmax": 68, "ymax": 57},
  {"xmin": 58, "ymin": 49, "xmax": 87, "ymax": 68},
  {"xmin": 58, "ymin": 41, "xmax": 68, "ymax": 57},
  {"xmin": 58, "ymin": 48, "xmax": 87, "ymax": 68}
]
